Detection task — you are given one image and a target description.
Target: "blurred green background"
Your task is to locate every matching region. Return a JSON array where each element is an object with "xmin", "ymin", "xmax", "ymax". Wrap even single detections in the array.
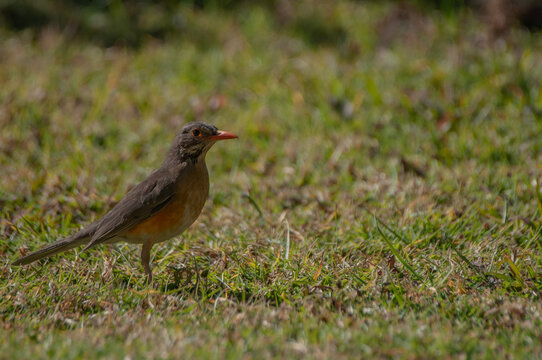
[{"xmin": 2, "ymin": 0, "xmax": 542, "ymax": 46}]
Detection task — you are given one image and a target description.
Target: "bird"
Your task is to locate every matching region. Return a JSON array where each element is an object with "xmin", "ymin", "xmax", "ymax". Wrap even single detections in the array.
[{"xmin": 12, "ymin": 121, "xmax": 238, "ymax": 283}]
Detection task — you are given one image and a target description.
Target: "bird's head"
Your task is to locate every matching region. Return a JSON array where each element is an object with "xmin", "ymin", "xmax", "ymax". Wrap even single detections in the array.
[{"xmin": 170, "ymin": 122, "xmax": 237, "ymax": 163}]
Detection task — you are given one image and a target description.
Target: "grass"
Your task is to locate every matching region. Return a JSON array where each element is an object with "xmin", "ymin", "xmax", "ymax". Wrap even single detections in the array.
[{"xmin": 1, "ymin": 1, "xmax": 542, "ymax": 358}]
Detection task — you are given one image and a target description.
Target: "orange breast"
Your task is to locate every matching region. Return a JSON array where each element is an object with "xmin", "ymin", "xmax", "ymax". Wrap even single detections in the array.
[
  {"xmin": 124, "ymin": 163, "xmax": 209, "ymax": 241},
  {"xmin": 126, "ymin": 193, "xmax": 190, "ymax": 237}
]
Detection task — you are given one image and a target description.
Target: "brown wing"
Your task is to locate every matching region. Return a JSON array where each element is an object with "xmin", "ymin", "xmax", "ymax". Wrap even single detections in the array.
[{"xmin": 82, "ymin": 164, "xmax": 184, "ymax": 250}]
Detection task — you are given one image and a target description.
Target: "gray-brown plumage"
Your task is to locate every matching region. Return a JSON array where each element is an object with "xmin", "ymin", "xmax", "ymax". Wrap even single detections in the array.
[{"xmin": 12, "ymin": 122, "xmax": 238, "ymax": 282}]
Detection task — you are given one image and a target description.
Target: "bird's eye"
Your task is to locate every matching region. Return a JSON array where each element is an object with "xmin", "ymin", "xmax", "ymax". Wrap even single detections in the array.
[{"xmin": 192, "ymin": 129, "xmax": 201, "ymax": 137}]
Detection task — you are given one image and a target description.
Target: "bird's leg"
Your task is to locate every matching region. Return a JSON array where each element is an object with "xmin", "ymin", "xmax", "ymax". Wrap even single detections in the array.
[{"xmin": 141, "ymin": 241, "xmax": 153, "ymax": 284}]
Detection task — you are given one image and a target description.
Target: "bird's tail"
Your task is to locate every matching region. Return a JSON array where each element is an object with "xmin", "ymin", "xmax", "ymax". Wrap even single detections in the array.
[{"xmin": 12, "ymin": 231, "xmax": 91, "ymax": 266}]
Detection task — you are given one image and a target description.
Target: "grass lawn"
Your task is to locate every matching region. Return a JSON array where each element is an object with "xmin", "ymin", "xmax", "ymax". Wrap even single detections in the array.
[{"xmin": 1, "ymin": 2, "xmax": 541, "ymax": 358}]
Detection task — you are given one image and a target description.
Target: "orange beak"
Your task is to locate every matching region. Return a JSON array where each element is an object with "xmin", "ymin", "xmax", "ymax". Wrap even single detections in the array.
[{"xmin": 208, "ymin": 130, "xmax": 238, "ymax": 141}]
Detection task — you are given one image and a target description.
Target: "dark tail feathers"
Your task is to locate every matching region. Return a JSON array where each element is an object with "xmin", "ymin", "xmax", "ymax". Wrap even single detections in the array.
[{"xmin": 12, "ymin": 232, "xmax": 90, "ymax": 266}]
